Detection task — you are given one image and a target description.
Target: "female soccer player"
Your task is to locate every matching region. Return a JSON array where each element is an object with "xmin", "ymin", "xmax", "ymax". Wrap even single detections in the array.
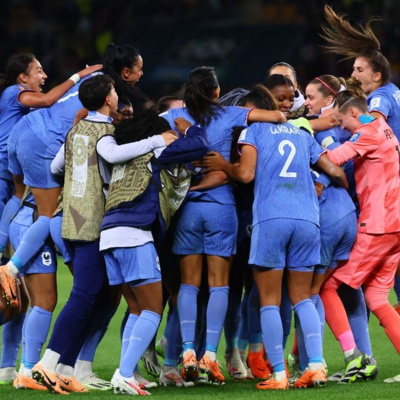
[
  {"xmin": 195, "ymin": 88, "xmax": 348, "ymax": 389},
  {"xmin": 161, "ymin": 66, "xmax": 285, "ymax": 384},
  {"xmin": 320, "ymin": 79, "xmax": 400, "ymax": 384}
]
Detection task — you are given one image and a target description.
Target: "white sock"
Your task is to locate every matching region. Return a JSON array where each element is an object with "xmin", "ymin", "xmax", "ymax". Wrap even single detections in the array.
[
  {"xmin": 205, "ymin": 350, "xmax": 216, "ymax": 362},
  {"xmin": 249, "ymin": 342, "xmax": 263, "ymax": 353},
  {"xmin": 40, "ymin": 349, "xmax": 61, "ymax": 371},
  {"xmin": 6, "ymin": 261, "xmax": 19, "ymax": 277},
  {"xmin": 23, "ymin": 367, "xmax": 32, "ymax": 378},
  {"xmin": 74, "ymin": 360, "xmax": 93, "ymax": 380},
  {"xmin": 308, "ymin": 362, "xmax": 324, "ymax": 371},
  {"xmin": 344, "ymin": 348, "xmax": 356, "ymax": 359},
  {"xmin": 274, "ymin": 370, "xmax": 286, "ymax": 381},
  {"xmin": 56, "ymin": 363, "xmax": 74, "ymax": 377}
]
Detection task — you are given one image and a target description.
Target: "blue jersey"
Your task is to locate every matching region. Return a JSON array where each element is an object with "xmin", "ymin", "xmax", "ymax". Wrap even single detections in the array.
[
  {"xmin": 367, "ymin": 82, "xmax": 400, "ymax": 141},
  {"xmin": 21, "ymin": 74, "xmax": 97, "ymax": 146},
  {"xmin": 238, "ymin": 122, "xmax": 324, "ymax": 227},
  {"xmin": 161, "ymin": 105, "xmax": 250, "ymax": 205},
  {"xmin": 0, "ymin": 84, "xmax": 32, "ymax": 178}
]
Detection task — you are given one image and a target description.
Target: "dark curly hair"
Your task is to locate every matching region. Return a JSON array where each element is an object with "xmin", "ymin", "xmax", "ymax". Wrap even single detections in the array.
[{"xmin": 114, "ymin": 108, "xmax": 170, "ymax": 145}]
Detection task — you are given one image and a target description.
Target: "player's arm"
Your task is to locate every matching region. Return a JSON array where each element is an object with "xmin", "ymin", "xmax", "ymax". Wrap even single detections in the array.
[
  {"xmin": 248, "ymin": 109, "xmax": 286, "ymax": 124},
  {"xmin": 19, "ymin": 64, "xmax": 103, "ymax": 108},
  {"xmin": 189, "ymin": 171, "xmax": 230, "ymax": 191},
  {"xmin": 193, "ymin": 146, "xmax": 257, "ymax": 184},
  {"xmin": 315, "ymin": 153, "xmax": 348, "ymax": 189}
]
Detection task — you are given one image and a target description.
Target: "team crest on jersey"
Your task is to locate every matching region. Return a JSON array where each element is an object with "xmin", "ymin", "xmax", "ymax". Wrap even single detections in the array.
[
  {"xmin": 350, "ymin": 133, "xmax": 361, "ymax": 142},
  {"xmin": 239, "ymin": 128, "xmax": 248, "ymax": 141},
  {"xmin": 42, "ymin": 251, "xmax": 52, "ymax": 266},
  {"xmin": 369, "ymin": 97, "xmax": 381, "ymax": 109}
]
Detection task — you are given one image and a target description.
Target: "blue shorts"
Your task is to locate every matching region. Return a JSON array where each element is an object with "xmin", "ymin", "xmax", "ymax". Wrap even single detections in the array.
[
  {"xmin": 0, "ymin": 178, "xmax": 13, "ymax": 216},
  {"xmin": 250, "ymin": 219, "xmax": 320, "ymax": 270},
  {"xmin": 315, "ymin": 211, "xmax": 357, "ymax": 274},
  {"xmin": 173, "ymin": 200, "xmax": 238, "ymax": 256},
  {"xmin": 9, "ymin": 204, "xmax": 56, "ymax": 275},
  {"xmin": 8, "ymin": 119, "xmax": 63, "ymax": 188},
  {"xmin": 104, "ymin": 242, "xmax": 162, "ymax": 286}
]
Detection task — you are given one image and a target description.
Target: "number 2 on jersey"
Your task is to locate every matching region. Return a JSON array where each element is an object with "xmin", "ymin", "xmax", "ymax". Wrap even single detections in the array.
[{"xmin": 278, "ymin": 140, "xmax": 297, "ymax": 178}]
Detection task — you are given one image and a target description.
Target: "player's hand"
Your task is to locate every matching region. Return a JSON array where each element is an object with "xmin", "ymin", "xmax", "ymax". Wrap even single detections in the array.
[
  {"xmin": 161, "ymin": 130, "xmax": 178, "ymax": 145},
  {"xmin": 174, "ymin": 117, "xmax": 192, "ymax": 135},
  {"xmin": 314, "ymin": 181, "xmax": 325, "ymax": 197},
  {"xmin": 192, "ymin": 151, "xmax": 226, "ymax": 172},
  {"xmin": 77, "ymin": 64, "xmax": 103, "ymax": 79}
]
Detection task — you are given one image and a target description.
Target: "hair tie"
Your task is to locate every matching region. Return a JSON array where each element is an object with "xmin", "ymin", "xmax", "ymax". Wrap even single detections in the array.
[{"xmin": 315, "ymin": 77, "xmax": 337, "ymax": 96}]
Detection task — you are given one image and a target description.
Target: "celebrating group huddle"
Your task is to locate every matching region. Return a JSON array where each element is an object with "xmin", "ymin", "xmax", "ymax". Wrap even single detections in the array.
[{"xmin": 0, "ymin": 5, "xmax": 399, "ymax": 395}]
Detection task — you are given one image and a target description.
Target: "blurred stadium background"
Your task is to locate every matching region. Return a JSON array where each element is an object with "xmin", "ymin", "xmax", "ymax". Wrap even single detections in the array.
[{"xmin": 1, "ymin": 0, "xmax": 399, "ymax": 102}]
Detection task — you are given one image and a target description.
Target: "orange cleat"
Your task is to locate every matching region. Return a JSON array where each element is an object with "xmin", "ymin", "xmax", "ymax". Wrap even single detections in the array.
[
  {"xmin": 31, "ymin": 363, "xmax": 69, "ymax": 395},
  {"xmin": 13, "ymin": 374, "xmax": 48, "ymax": 391},
  {"xmin": 293, "ymin": 367, "xmax": 327, "ymax": 388},
  {"xmin": 394, "ymin": 303, "xmax": 400, "ymax": 316},
  {"xmin": 247, "ymin": 349, "xmax": 272, "ymax": 379},
  {"xmin": 0, "ymin": 265, "xmax": 20, "ymax": 308},
  {"xmin": 199, "ymin": 354, "xmax": 225, "ymax": 383},
  {"xmin": 181, "ymin": 351, "xmax": 198, "ymax": 382},
  {"xmin": 58, "ymin": 374, "xmax": 89, "ymax": 392},
  {"xmin": 256, "ymin": 375, "xmax": 289, "ymax": 390}
]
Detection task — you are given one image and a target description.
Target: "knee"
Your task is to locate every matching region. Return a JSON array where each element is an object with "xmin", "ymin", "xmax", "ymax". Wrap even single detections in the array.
[{"xmin": 364, "ymin": 286, "xmax": 390, "ymax": 313}]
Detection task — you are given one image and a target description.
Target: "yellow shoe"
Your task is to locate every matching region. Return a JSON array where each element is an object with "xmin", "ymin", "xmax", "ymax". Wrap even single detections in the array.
[
  {"xmin": 0, "ymin": 265, "xmax": 19, "ymax": 308},
  {"xmin": 31, "ymin": 363, "xmax": 69, "ymax": 395},
  {"xmin": 256, "ymin": 376, "xmax": 289, "ymax": 390},
  {"xmin": 58, "ymin": 374, "xmax": 89, "ymax": 392},
  {"xmin": 199, "ymin": 354, "xmax": 225, "ymax": 383},
  {"xmin": 293, "ymin": 367, "xmax": 327, "ymax": 388},
  {"xmin": 247, "ymin": 349, "xmax": 272, "ymax": 380},
  {"xmin": 14, "ymin": 374, "xmax": 48, "ymax": 391}
]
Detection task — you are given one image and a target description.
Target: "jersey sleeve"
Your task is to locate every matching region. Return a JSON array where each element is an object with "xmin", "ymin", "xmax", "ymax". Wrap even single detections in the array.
[
  {"xmin": 368, "ymin": 94, "xmax": 391, "ymax": 119},
  {"xmin": 237, "ymin": 125, "xmax": 258, "ymax": 155},
  {"xmin": 309, "ymin": 135, "xmax": 326, "ymax": 164}
]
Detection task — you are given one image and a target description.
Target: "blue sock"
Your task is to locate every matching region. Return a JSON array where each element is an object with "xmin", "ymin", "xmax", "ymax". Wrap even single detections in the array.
[
  {"xmin": 24, "ymin": 306, "xmax": 52, "ymax": 369},
  {"xmin": 280, "ymin": 287, "xmax": 292, "ymax": 350},
  {"xmin": 260, "ymin": 305, "xmax": 284, "ymax": 371},
  {"xmin": 238, "ymin": 292, "xmax": 249, "ymax": 352},
  {"xmin": 165, "ymin": 306, "xmax": 182, "ymax": 367},
  {"xmin": 163, "ymin": 305, "xmax": 172, "ymax": 340},
  {"xmin": 395, "ymin": 276, "xmax": 400, "ymax": 303},
  {"xmin": 340, "ymin": 286, "xmax": 372, "ymax": 356},
  {"xmin": 224, "ymin": 290, "xmax": 242, "ymax": 351},
  {"xmin": 248, "ymin": 286, "xmax": 262, "ymax": 345},
  {"xmin": 121, "ymin": 314, "xmax": 138, "ymax": 363},
  {"xmin": 205, "ymin": 286, "xmax": 229, "ymax": 353},
  {"xmin": 119, "ymin": 310, "xmax": 160, "ymax": 378},
  {"xmin": 20, "ymin": 308, "xmax": 31, "ymax": 366},
  {"xmin": 293, "ymin": 299, "xmax": 323, "ymax": 363},
  {"xmin": 0, "ymin": 195, "xmax": 20, "ymax": 251},
  {"xmin": 295, "ymin": 315, "xmax": 308, "ymax": 371},
  {"xmin": 11, "ymin": 215, "xmax": 51, "ymax": 270},
  {"xmin": 178, "ymin": 284, "xmax": 199, "ymax": 344},
  {"xmin": 311, "ymin": 294, "xmax": 325, "ymax": 344},
  {"xmin": 1, "ymin": 311, "xmax": 25, "ymax": 368}
]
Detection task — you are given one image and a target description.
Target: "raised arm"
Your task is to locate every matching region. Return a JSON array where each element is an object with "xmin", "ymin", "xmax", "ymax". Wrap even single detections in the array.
[{"xmin": 19, "ymin": 64, "xmax": 103, "ymax": 108}]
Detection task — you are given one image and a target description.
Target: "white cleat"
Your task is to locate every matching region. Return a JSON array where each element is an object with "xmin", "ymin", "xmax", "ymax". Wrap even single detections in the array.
[
  {"xmin": 225, "ymin": 349, "xmax": 247, "ymax": 380},
  {"xmin": 159, "ymin": 366, "xmax": 194, "ymax": 388},
  {"xmin": 78, "ymin": 372, "xmax": 112, "ymax": 391},
  {"xmin": 111, "ymin": 369, "xmax": 150, "ymax": 395}
]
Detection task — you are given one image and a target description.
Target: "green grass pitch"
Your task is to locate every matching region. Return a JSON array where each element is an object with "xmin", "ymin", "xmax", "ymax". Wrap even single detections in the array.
[{"xmin": 0, "ymin": 260, "xmax": 399, "ymax": 399}]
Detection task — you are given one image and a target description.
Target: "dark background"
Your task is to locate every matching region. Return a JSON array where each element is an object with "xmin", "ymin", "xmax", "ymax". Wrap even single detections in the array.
[{"xmin": 1, "ymin": 0, "xmax": 399, "ymax": 102}]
